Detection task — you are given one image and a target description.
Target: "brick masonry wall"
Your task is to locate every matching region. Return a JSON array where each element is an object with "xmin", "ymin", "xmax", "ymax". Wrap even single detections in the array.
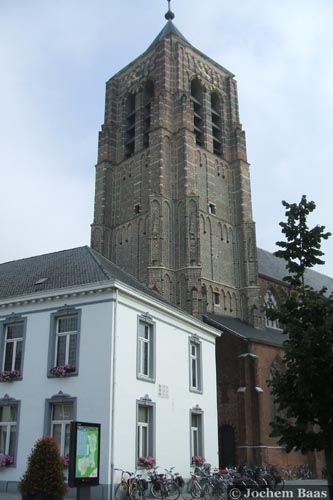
[{"xmin": 91, "ymin": 32, "xmax": 260, "ymax": 318}]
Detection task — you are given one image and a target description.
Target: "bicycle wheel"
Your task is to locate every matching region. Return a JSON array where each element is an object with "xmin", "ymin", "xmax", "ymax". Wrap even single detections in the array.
[
  {"xmin": 166, "ymin": 479, "xmax": 180, "ymax": 500},
  {"xmin": 191, "ymin": 479, "xmax": 209, "ymax": 499},
  {"xmin": 151, "ymin": 480, "xmax": 163, "ymax": 499},
  {"xmin": 129, "ymin": 480, "xmax": 145, "ymax": 500},
  {"xmin": 115, "ymin": 483, "xmax": 129, "ymax": 500},
  {"xmin": 189, "ymin": 479, "xmax": 202, "ymax": 498},
  {"xmin": 211, "ymin": 480, "xmax": 228, "ymax": 500}
]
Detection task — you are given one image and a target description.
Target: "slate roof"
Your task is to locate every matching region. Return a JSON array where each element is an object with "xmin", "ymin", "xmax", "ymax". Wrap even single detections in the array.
[
  {"xmin": 257, "ymin": 248, "xmax": 333, "ymax": 294},
  {"xmin": 0, "ymin": 246, "xmax": 164, "ymax": 302},
  {"xmin": 204, "ymin": 313, "xmax": 285, "ymax": 347},
  {"xmin": 146, "ymin": 20, "xmax": 189, "ymax": 51}
]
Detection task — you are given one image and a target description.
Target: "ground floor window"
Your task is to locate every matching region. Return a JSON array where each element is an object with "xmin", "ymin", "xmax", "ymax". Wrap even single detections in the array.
[
  {"xmin": 136, "ymin": 399, "xmax": 155, "ymax": 464},
  {"xmin": 0, "ymin": 398, "xmax": 19, "ymax": 463},
  {"xmin": 190, "ymin": 409, "xmax": 204, "ymax": 459}
]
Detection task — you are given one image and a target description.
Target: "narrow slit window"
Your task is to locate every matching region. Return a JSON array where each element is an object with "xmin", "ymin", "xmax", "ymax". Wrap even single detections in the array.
[
  {"xmin": 125, "ymin": 93, "xmax": 136, "ymax": 157},
  {"xmin": 211, "ymin": 93, "xmax": 222, "ymax": 156},
  {"xmin": 191, "ymin": 79, "xmax": 204, "ymax": 147},
  {"xmin": 143, "ymin": 81, "xmax": 154, "ymax": 147}
]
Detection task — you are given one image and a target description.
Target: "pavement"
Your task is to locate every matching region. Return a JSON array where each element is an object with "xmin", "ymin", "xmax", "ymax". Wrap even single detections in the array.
[{"xmin": 0, "ymin": 480, "xmax": 329, "ymax": 500}]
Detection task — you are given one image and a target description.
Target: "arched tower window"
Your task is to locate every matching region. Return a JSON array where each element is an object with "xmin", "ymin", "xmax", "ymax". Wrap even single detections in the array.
[
  {"xmin": 125, "ymin": 93, "xmax": 136, "ymax": 157},
  {"xmin": 191, "ymin": 79, "xmax": 204, "ymax": 147},
  {"xmin": 143, "ymin": 80, "xmax": 154, "ymax": 147},
  {"xmin": 264, "ymin": 289, "xmax": 280, "ymax": 329},
  {"xmin": 211, "ymin": 92, "xmax": 222, "ymax": 156}
]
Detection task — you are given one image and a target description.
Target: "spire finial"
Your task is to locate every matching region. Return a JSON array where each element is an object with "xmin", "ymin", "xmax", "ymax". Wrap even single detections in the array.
[{"xmin": 165, "ymin": 0, "xmax": 175, "ymax": 21}]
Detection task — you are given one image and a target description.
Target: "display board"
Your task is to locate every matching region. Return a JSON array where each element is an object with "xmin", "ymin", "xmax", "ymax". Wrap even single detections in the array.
[{"xmin": 68, "ymin": 421, "xmax": 101, "ymax": 488}]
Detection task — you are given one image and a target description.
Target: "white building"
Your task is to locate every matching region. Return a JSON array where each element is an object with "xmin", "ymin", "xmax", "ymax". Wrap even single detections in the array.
[{"xmin": 0, "ymin": 246, "xmax": 219, "ymax": 498}]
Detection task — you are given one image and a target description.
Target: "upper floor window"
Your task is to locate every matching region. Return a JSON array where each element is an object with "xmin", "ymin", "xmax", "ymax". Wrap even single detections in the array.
[
  {"xmin": 211, "ymin": 92, "xmax": 222, "ymax": 156},
  {"xmin": 264, "ymin": 290, "xmax": 280, "ymax": 329},
  {"xmin": 48, "ymin": 308, "xmax": 80, "ymax": 377},
  {"xmin": 125, "ymin": 93, "xmax": 136, "ymax": 157},
  {"xmin": 214, "ymin": 292, "xmax": 220, "ymax": 305},
  {"xmin": 0, "ymin": 316, "xmax": 26, "ymax": 381},
  {"xmin": 0, "ymin": 397, "xmax": 20, "ymax": 464},
  {"xmin": 143, "ymin": 81, "xmax": 154, "ymax": 147},
  {"xmin": 189, "ymin": 336, "xmax": 202, "ymax": 393},
  {"xmin": 137, "ymin": 315, "xmax": 155, "ymax": 382},
  {"xmin": 208, "ymin": 203, "xmax": 216, "ymax": 216},
  {"xmin": 191, "ymin": 79, "xmax": 204, "ymax": 147}
]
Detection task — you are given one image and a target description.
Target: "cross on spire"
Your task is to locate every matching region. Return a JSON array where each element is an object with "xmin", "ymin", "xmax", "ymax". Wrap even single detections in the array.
[{"xmin": 165, "ymin": 0, "xmax": 175, "ymax": 21}]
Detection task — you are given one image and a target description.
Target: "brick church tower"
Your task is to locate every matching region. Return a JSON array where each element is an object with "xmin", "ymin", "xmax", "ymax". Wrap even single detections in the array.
[{"xmin": 91, "ymin": 4, "xmax": 260, "ymax": 323}]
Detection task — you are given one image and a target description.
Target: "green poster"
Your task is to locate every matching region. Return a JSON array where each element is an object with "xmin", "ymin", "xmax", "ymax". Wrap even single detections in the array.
[{"xmin": 75, "ymin": 424, "xmax": 99, "ymax": 479}]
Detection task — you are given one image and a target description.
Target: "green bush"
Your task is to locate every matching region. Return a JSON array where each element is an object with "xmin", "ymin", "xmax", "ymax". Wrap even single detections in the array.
[{"xmin": 19, "ymin": 436, "xmax": 68, "ymax": 498}]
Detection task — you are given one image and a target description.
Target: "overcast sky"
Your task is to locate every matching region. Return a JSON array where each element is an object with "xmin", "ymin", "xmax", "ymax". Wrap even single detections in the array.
[{"xmin": 1, "ymin": 0, "xmax": 332, "ymax": 278}]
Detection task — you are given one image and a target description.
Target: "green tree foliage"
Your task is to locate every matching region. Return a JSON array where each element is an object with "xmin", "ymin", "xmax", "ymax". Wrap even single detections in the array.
[
  {"xmin": 267, "ymin": 195, "xmax": 333, "ymax": 496},
  {"xmin": 19, "ymin": 436, "xmax": 68, "ymax": 499}
]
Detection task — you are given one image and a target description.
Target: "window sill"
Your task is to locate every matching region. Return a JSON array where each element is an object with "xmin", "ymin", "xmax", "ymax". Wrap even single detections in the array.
[
  {"xmin": 48, "ymin": 372, "xmax": 78, "ymax": 379},
  {"xmin": 48, "ymin": 365, "xmax": 77, "ymax": 378},
  {"xmin": 189, "ymin": 387, "xmax": 203, "ymax": 394},
  {"xmin": 137, "ymin": 374, "xmax": 155, "ymax": 384}
]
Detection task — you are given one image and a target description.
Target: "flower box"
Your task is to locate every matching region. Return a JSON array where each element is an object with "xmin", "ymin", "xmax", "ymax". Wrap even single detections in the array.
[
  {"xmin": 0, "ymin": 454, "xmax": 13, "ymax": 467},
  {"xmin": 0, "ymin": 370, "xmax": 20, "ymax": 382},
  {"xmin": 191, "ymin": 455, "xmax": 206, "ymax": 466},
  {"xmin": 49, "ymin": 364, "xmax": 76, "ymax": 377},
  {"xmin": 138, "ymin": 456, "xmax": 156, "ymax": 469}
]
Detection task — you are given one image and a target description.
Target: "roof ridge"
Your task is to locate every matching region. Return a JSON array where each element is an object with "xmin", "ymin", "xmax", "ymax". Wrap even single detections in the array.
[{"xmin": 85, "ymin": 246, "xmax": 113, "ymax": 280}]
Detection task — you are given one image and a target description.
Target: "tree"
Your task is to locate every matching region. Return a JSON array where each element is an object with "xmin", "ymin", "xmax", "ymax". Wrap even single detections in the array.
[
  {"xmin": 267, "ymin": 195, "xmax": 333, "ymax": 497},
  {"xmin": 19, "ymin": 436, "xmax": 68, "ymax": 499}
]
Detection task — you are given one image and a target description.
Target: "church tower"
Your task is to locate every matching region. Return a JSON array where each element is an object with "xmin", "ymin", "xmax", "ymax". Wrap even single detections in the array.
[{"xmin": 91, "ymin": 3, "xmax": 260, "ymax": 323}]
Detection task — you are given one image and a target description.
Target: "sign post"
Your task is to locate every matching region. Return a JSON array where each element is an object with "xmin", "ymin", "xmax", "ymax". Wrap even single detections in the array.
[{"xmin": 68, "ymin": 421, "xmax": 101, "ymax": 500}]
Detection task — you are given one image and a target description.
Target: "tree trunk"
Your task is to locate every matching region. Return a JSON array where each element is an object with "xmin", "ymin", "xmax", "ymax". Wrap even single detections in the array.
[{"xmin": 325, "ymin": 448, "xmax": 333, "ymax": 500}]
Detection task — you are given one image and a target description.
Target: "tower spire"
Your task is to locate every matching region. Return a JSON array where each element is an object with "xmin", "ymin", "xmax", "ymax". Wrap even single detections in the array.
[{"xmin": 165, "ymin": 0, "xmax": 175, "ymax": 21}]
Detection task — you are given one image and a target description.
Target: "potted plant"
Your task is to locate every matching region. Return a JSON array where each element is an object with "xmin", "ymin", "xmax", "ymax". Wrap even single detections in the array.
[
  {"xmin": 0, "ymin": 453, "xmax": 14, "ymax": 467},
  {"xmin": 0, "ymin": 370, "xmax": 20, "ymax": 382},
  {"xmin": 191, "ymin": 455, "xmax": 206, "ymax": 467},
  {"xmin": 138, "ymin": 456, "xmax": 156, "ymax": 469},
  {"xmin": 19, "ymin": 436, "xmax": 68, "ymax": 500},
  {"xmin": 49, "ymin": 364, "xmax": 75, "ymax": 377}
]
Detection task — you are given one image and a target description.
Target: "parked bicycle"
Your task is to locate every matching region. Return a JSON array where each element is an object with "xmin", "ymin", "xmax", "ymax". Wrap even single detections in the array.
[
  {"xmin": 115, "ymin": 468, "xmax": 149, "ymax": 500},
  {"xmin": 188, "ymin": 464, "xmax": 227, "ymax": 499},
  {"xmin": 148, "ymin": 466, "xmax": 181, "ymax": 500}
]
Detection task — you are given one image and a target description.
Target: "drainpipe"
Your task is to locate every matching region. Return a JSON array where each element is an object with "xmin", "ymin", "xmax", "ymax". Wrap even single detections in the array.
[{"xmin": 108, "ymin": 287, "xmax": 118, "ymax": 500}]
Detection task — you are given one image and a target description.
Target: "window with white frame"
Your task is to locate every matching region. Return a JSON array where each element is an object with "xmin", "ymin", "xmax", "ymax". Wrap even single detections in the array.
[
  {"xmin": 190, "ymin": 409, "xmax": 203, "ymax": 459},
  {"xmin": 45, "ymin": 394, "xmax": 76, "ymax": 459},
  {"xmin": 50, "ymin": 402, "xmax": 73, "ymax": 457},
  {"xmin": 55, "ymin": 316, "xmax": 78, "ymax": 366},
  {"xmin": 136, "ymin": 400, "xmax": 155, "ymax": 463},
  {"xmin": 3, "ymin": 323, "xmax": 23, "ymax": 372},
  {"xmin": 189, "ymin": 337, "xmax": 202, "ymax": 392},
  {"xmin": 0, "ymin": 399, "xmax": 20, "ymax": 462},
  {"xmin": 49, "ymin": 308, "xmax": 80, "ymax": 376},
  {"xmin": 137, "ymin": 317, "xmax": 155, "ymax": 382},
  {"xmin": 0, "ymin": 317, "xmax": 25, "ymax": 380}
]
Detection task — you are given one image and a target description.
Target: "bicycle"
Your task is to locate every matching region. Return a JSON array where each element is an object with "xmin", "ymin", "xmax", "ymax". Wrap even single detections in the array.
[
  {"xmin": 114, "ymin": 468, "xmax": 148, "ymax": 500},
  {"xmin": 115, "ymin": 468, "xmax": 133, "ymax": 500},
  {"xmin": 189, "ymin": 465, "xmax": 226, "ymax": 499},
  {"xmin": 149, "ymin": 467, "xmax": 180, "ymax": 500},
  {"xmin": 129, "ymin": 473, "xmax": 149, "ymax": 500}
]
